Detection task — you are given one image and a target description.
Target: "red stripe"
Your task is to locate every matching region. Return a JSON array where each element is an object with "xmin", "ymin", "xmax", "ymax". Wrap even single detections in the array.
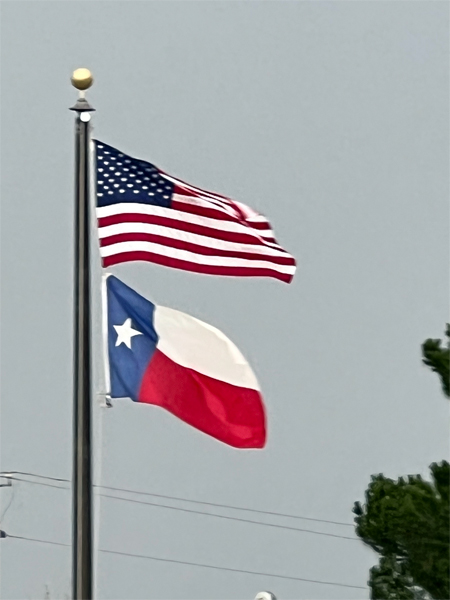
[
  {"xmin": 174, "ymin": 190, "xmax": 236, "ymax": 216},
  {"xmin": 173, "ymin": 197, "xmax": 273, "ymax": 233},
  {"xmin": 173, "ymin": 183, "xmax": 225, "ymax": 201},
  {"xmin": 243, "ymin": 220, "xmax": 273, "ymax": 231},
  {"xmin": 164, "ymin": 173, "xmax": 232, "ymax": 203},
  {"xmin": 173, "ymin": 183, "xmax": 200, "ymax": 197},
  {"xmin": 139, "ymin": 348, "xmax": 266, "ymax": 449},
  {"xmin": 172, "ymin": 197, "xmax": 241, "ymax": 223},
  {"xmin": 99, "ymin": 232, "xmax": 296, "ymax": 265},
  {"xmin": 102, "ymin": 251, "xmax": 294, "ymax": 283},
  {"xmin": 172, "ymin": 192, "xmax": 264, "ymax": 229},
  {"xmin": 98, "ymin": 213, "xmax": 284, "ymax": 250}
]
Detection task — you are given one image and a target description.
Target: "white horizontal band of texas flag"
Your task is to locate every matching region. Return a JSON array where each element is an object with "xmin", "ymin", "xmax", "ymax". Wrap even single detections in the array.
[
  {"xmin": 106, "ymin": 275, "xmax": 266, "ymax": 448},
  {"xmin": 94, "ymin": 141, "xmax": 296, "ymax": 283}
]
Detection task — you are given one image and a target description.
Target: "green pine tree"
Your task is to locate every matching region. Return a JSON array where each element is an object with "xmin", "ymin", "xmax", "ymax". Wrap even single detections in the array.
[
  {"xmin": 354, "ymin": 326, "xmax": 450, "ymax": 599},
  {"xmin": 422, "ymin": 324, "xmax": 449, "ymax": 398}
]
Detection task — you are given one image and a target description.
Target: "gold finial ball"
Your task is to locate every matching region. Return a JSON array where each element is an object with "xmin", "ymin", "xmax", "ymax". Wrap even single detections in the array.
[{"xmin": 71, "ymin": 68, "xmax": 93, "ymax": 91}]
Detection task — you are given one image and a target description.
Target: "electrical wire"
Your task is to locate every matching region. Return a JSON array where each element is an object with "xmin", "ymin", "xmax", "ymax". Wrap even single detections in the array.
[
  {"xmin": 2, "ymin": 531, "xmax": 366, "ymax": 590},
  {"xmin": 100, "ymin": 548, "xmax": 366, "ymax": 590},
  {"xmin": 96, "ymin": 484, "xmax": 354, "ymax": 527},
  {"xmin": 0, "ymin": 472, "xmax": 69, "ymax": 483},
  {"xmin": 3, "ymin": 477, "xmax": 69, "ymax": 490},
  {"xmin": 7, "ymin": 534, "xmax": 70, "ymax": 548},
  {"xmin": 99, "ymin": 493, "xmax": 358, "ymax": 541},
  {"xmin": 0, "ymin": 471, "xmax": 354, "ymax": 527},
  {"xmin": 1, "ymin": 474, "xmax": 358, "ymax": 541},
  {"xmin": 3, "ymin": 472, "xmax": 446, "ymax": 547},
  {"xmin": 0, "ymin": 486, "xmax": 15, "ymax": 525}
]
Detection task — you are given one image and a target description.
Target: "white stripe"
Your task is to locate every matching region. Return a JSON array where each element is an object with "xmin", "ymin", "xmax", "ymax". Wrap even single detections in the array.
[
  {"xmin": 98, "ymin": 222, "xmax": 291, "ymax": 259},
  {"xmin": 96, "ymin": 203, "xmax": 284, "ymax": 250},
  {"xmin": 154, "ymin": 306, "xmax": 260, "ymax": 390},
  {"xmin": 168, "ymin": 177, "xmax": 252, "ymax": 222},
  {"xmin": 161, "ymin": 173, "xmax": 232, "ymax": 205},
  {"xmin": 174, "ymin": 187, "xmax": 234, "ymax": 214},
  {"xmin": 174, "ymin": 195, "xmax": 275, "ymax": 237},
  {"xmin": 173, "ymin": 194, "xmax": 239, "ymax": 219},
  {"xmin": 255, "ymin": 228, "xmax": 276, "ymax": 240},
  {"xmin": 100, "ymin": 241, "xmax": 296, "ymax": 274},
  {"xmin": 245, "ymin": 214, "xmax": 271, "ymax": 224}
]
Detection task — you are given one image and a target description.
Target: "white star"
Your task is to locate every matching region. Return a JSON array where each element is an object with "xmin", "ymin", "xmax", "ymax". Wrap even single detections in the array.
[{"xmin": 113, "ymin": 318, "xmax": 143, "ymax": 349}]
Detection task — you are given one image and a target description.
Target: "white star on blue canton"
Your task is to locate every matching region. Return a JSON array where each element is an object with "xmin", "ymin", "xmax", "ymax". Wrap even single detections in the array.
[{"xmin": 113, "ymin": 318, "xmax": 143, "ymax": 349}]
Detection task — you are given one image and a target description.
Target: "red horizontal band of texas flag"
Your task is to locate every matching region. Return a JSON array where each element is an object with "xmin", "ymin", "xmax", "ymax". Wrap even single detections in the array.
[
  {"xmin": 95, "ymin": 141, "xmax": 296, "ymax": 283},
  {"xmin": 140, "ymin": 350, "xmax": 265, "ymax": 448}
]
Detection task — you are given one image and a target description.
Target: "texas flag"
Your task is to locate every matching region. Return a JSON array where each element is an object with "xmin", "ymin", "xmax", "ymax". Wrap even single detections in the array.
[{"xmin": 105, "ymin": 275, "xmax": 266, "ymax": 448}]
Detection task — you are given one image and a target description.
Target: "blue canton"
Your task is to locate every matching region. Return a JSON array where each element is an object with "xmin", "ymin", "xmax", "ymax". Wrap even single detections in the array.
[{"xmin": 95, "ymin": 140, "xmax": 174, "ymax": 209}]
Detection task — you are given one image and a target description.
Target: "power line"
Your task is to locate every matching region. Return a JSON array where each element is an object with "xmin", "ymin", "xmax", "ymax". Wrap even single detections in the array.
[
  {"xmin": 1, "ymin": 531, "xmax": 366, "ymax": 590},
  {"xmin": 3, "ymin": 472, "xmax": 446, "ymax": 547},
  {"xmin": 2, "ymin": 476, "xmax": 358, "ymax": 544},
  {"xmin": 7, "ymin": 534, "xmax": 70, "ymax": 548},
  {"xmin": 99, "ymin": 493, "xmax": 358, "ymax": 541},
  {"xmin": 100, "ymin": 548, "xmax": 366, "ymax": 590},
  {"xmin": 0, "ymin": 487, "xmax": 15, "ymax": 524},
  {"xmin": 2, "ymin": 477, "xmax": 69, "ymax": 490},
  {"xmin": 0, "ymin": 471, "xmax": 354, "ymax": 527},
  {"xmin": 0, "ymin": 471, "xmax": 69, "ymax": 483},
  {"xmin": 96, "ymin": 484, "xmax": 354, "ymax": 527},
  {"xmin": 5, "ymin": 480, "xmax": 444, "ymax": 549},
  {"xmin": 2, "ymin": 474, "xmax": 358, "ymax": 541}
]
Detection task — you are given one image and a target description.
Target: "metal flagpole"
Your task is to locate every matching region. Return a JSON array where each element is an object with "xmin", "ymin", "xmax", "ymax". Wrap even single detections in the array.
[{"xmin": 70, "ymin": 68, "xmax": 95, "ymax": 600}]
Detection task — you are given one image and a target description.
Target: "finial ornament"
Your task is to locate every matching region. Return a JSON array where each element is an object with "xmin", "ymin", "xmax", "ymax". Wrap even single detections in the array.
[
  {"xmin": 70, "ymin": 68, "xmax": 95, "ymax": 112},
  {"xmin": 71, "ymin": 68, "xmax": 93, "ymax": 91}
]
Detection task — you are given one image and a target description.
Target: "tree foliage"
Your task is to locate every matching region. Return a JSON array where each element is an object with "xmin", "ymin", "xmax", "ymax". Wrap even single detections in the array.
[
  {"xmin": 354, "ymin": 462, "xmax": 449, "ymax": 599},
  {"xmin": 422, "ymin": 324, "xmax": 449, "ymax": 398},
  {"xmin": 369, "ymin": 554, "xmax": 432, "ymax": 599},
  {"xmin": 354, "ymin": 325, "xmax": 449, "ymax": 599}
]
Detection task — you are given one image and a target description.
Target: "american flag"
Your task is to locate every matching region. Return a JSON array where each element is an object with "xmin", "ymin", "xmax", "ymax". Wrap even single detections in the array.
[{"xmin": 94, "ymin": 141, "xmax": 296, "ymax": 283}]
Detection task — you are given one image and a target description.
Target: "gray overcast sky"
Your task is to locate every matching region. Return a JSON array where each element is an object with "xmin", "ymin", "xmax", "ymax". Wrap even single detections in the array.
[{"xmin": 1, "ymin": 2, "xmax": 448, "ymax": 599}]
